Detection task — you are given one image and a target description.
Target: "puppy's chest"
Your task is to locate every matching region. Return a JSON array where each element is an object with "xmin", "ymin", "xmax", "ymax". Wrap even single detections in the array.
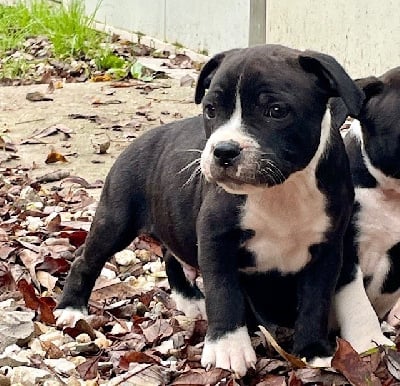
[
  {"xmin": 240, "ymin": 179, "xmax": 330, "ymax": 274},
  {"xmin": 356, "ymin": 188, "xmax": 400, "ymax": 275}
]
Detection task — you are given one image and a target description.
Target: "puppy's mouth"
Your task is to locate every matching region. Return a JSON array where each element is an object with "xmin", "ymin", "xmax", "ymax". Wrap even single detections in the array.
[{"xmin": 202, "ymin": 154, "xmax": 287, "ymax": 190}]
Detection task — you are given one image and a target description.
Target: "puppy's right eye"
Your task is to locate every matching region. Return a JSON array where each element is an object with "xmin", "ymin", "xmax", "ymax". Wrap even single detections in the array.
[{"xmin": 204, "ymin": 104, "xmax": 216, "ymax": 119}]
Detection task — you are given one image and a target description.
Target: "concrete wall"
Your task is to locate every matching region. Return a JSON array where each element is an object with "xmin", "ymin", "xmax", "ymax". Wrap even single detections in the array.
[
  {"xmin": 84, "ymin": 0, "xmax": 250, "ymax": 55},
  {"xmin": 266, "ymin": 0, "xmax": 400, "ymax": 78}
]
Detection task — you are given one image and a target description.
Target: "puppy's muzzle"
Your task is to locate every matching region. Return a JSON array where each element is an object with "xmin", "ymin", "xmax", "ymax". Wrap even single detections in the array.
[{"xmin": 213, "ymin": 140, "xmax": 241, "ymax": 167}]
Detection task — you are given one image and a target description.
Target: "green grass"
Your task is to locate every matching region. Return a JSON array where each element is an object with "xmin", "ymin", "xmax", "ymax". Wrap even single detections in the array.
[
  {"xmin": 0, "ymin": 0, "xmax": 128, "ymax": 78},
  {"xmin": 0, "ymin": 0, "xmax": 103, "ymax": 58}
]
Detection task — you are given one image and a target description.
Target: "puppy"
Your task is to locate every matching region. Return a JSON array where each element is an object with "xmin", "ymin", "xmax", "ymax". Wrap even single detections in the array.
[
  {"xmin": 342, "ymin": 67, "xmax": 400, "ymax": 322},
  {"xmin": 55, "ymin": 45, "xmax": 390, "ymax": 376}
]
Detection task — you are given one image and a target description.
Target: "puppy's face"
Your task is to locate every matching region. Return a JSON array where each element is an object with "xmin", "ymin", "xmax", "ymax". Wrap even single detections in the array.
[
  {"xmin": 199, "ymin": 47, "xmax": 329, "ymax": 194},
  {"xmin": 358, "ymin": 67, "xmax": 400, "ymax": 180}
]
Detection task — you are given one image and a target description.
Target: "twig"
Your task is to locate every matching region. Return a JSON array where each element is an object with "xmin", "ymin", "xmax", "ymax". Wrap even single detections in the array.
[
  {"xmin": 112, "ymin": 364, "xmax": 152, "ymax": 385},
  {"xmin": 15, "ymin": 118, "xmax": 46, "ymax": 125}
]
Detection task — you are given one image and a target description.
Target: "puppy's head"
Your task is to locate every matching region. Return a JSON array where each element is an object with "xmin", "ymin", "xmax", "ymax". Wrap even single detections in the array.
[
  {"xmin": 354, "ymin": 67, "xmax": 400, "ymax": 181},
  {"xmin": 196, "ymin": 44, "xmax": 363, "ymax": 194}
]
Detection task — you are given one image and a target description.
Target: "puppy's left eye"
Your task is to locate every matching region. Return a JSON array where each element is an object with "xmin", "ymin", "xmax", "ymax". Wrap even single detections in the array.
[{"xmin": 265, "ymin": 104, "xmax": 289, "ymax": 119}]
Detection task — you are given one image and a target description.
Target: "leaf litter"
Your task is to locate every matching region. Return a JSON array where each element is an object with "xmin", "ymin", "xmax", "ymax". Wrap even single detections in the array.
[{"xmin": 1, "ymin": 164, "xmax": 400, "ymax": 385}]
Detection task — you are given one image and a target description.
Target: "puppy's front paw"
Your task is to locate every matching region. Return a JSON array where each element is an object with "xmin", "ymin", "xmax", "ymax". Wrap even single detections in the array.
[
  {"xmin": 353, "ymin": 334, "xmax": 394, "ymax": 353},
  {"xmin": 201, "ymin": 326, "xmax": 256, "ymax": 377},
  {"xmin": 171, "ymin": 292, "xmax": 207, "ymax": 320},
  {"xmin": 308, "ymin": 356, "xmax": 332, "ymax": 368},
  {"xmin": 54, "ymin": 307, "xmax": 88, "ymax": 327}
]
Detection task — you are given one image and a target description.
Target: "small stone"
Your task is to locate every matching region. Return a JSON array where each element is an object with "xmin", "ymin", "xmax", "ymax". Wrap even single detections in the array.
[
  {"xmin": 94, "ymin": 336, "xmax": 112, "ymax": 349},
  {"xmin": 115, "ymin": 250, "xmax": 138, "ymax": 266},
  {"xmin": 100, "ymin": 267, "xmax": 116, "ymax": 280},
  {"xmin": 0, "ymin": 311, "xmax": 35, "ymax": 352},
  {"xmin": 43, "ymin": 358, "xmax": 76, "ymax": 375},
  {"xmin": 10, "ymin": 366, "xmax": 50, "ymax": 386},
  {"xmin": 135, "ymin": 249, "xmax": 151, "ymax": 262},
  {"xmin": 75, "ymin": 333, "xmax": 91, "ymax": 344}
]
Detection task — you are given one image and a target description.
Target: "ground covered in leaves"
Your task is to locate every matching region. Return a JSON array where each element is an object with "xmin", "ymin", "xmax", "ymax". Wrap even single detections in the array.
[
  {"xmin": 2, "ymin": 163, "xmax": 400, "ymax": 386},
  {"xmin": 2, "ymin": 32, "xmax": 400, "ymax": 386}
]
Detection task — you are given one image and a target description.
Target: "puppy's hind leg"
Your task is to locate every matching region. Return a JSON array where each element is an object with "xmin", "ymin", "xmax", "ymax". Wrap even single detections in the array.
[
  {"xmin": 165, "ymin": 252, "xmax": 206, "ymax": 320},
  {"xmin": 55, "ymin": 186, "xmax": 145, "ymax": 326},
  {"xmin": 334, "ymin": 266, "xmax": 394, "ymax": 352}
]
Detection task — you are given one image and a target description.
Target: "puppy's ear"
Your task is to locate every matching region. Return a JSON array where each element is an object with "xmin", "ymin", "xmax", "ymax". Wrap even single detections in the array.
[
  {"xmin": 299, "ymin": 51, "xmax": 364, "ymax": 117},
  {"xmin": 355, "ymin": 76, "xmax": 384, "ymax": 102},
  {"xmin": 195, "ymin": 49, "xmax": 240, "ymax": 104}
]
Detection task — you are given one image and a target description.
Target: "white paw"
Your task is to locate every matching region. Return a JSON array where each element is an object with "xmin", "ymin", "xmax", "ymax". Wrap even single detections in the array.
[
  {"xmin": 54, "ymin": 307, "xmax": 88, "ymax": 327},
  {"xmin": 355, "ymin": 334, "xmax": 394, "ymax": 353},
  {"xmin": 171, "ymin": 292, "xmax": 207, "ymax": 320},
  {"xmin": 201, "ymin": 326, "xmax": 256, "ymax": 377},
  {"xmin": 308, "ymin": 356, "xmax": 332, "ymax": 368}
]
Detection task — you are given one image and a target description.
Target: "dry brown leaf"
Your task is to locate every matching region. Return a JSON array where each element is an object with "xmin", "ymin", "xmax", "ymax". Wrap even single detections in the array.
[
  {"xmin": 172, "ymin": 368, "xmax": 231, "ymax": 385},
  {"xmin": 259, "ymin": 325, "xmax": 307, "ymax": 369},
  {"xmin": 141, "ymin": 319, "xmax": 173, "ymax": 344},
  {"xmin": 26, "ymin": 91, "xmax": 53, "ymax": 102},
  {"xmin": 45, "ymin": 149, "xmax": 67, "ymax": 164},
  {"xmin": 332, "ymin": 338, "xmax": 381, "ymax": 386},
  {"xmin": 40, "ymin": 340, "xmax": 64, "ymax": 359}
]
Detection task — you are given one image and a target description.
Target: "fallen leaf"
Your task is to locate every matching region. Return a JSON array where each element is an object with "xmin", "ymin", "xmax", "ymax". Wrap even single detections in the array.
[
  {"xmin": 45, "ymin": 149, "xmax": 67, "ymax": 164},
  {"xmin": 40, "ymin": 340, "xmax": 64, "ymax": 359},
  {"xmin": 64, "ymin": 319, "xmax": 97, "ymax": 340},
  {"xmin": 35, "ymin": 170, "xmax": 70, "ymax": 183},
  {"xmin": 26, "ymin": 91, "xmax": 53, "ymax": 102},
  {"xmin": 76, "ymin": 355, "xmax": 101, "ymax": 380},
  {"xmin": 172, "ymin": 368, "xmax": 231, "ymax": 385},
  {"xmin": 0, "ymin": 262, "xmax": 16, "ymax": 291},
  {"xmin": 35, "ymin": 255, "xmax": 70, "ymax": 274},
  {"xmin": 33, "ymin": 124, "xmax": 74, "ymax": 139},
  {"xmin": 36, "ymin": 270, "xmax": 57, "ymax": 291},
  {"xmin": 383, "ymin": 348, "xmax": 400, "ymax": 380},
  {"xmin": 119, "ymin": 351, "xmax": 160, "ymax": 369},
  {"xmin": 180, "ymin": 74, "xmax": 195, "ymax": 87},
  {"xmin": 332, "ymin": 338, "xmax": 381, "ymax": 386},
  {"xmin": 259, "ymin": 325, "xmax": 306, "ymax": 369},
  {"xmin": 141, "ymin": 319, "xmax": 173, "ymax": 344}
]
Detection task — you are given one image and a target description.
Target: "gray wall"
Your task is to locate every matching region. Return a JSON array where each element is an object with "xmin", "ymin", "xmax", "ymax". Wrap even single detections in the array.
[
  {"xmin": 83, "ymin": 1, "xmax": 399, "ymax": 77},
  {"xmin": 84, "ymin": 0, "xmax": 250, "ymax": 55},
  {"xmin": 266, "ymin": 0, "xmax": 400, "ymax": 78}
]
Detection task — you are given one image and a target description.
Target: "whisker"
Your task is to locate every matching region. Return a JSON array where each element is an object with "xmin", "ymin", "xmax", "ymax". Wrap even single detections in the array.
[
  {"xmin": 177, "ymin": 158, "xmax": 201, "ymax": 174},
  {"xmin": 179, "ymin": 148, "xmax": 203, "ymax": 154},
  {"xmin": 182, "ymin": 166, "xmax": 202, "ymax": 188}
]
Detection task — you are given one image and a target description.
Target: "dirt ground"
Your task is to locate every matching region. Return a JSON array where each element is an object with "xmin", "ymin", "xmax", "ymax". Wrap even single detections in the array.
[{"xmin": 0, "ymin": 76, "xmax": 201, "ymax": 199}]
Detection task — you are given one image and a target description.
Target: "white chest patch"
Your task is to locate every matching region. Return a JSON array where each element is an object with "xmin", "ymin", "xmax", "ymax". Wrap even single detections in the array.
[
  {"xmin": 240, "ymin": 111, "xmax": 332, "ymax": 274},
  {"xmin": 241, "ymin": 166, "xmax": 330, "ymax": 274},
  {"xmin": 356, "ymin": 188, "xmax": 400, "ymax": 311}
]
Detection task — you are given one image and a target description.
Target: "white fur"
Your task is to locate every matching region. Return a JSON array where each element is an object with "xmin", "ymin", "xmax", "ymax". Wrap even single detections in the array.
[
  {"xmin": 200, "ymin": 93, "xmax": 260, "ymax": 193},
  {"xmin": 334, "ymin": 266, "xmax": 393, "ymax": 352},
  {"xmin": 54, "ymin": 307, "xmax": 88, "ymax": 327},
  {"xmin": 355, "ymin": 187, "xmax": 400, "ymax": 317},
  {"xmin": 347, "ymin": 120, "xmax": 400, "ymax": 317},
  {"xmin": 240, "ymin": 110, "xmax": 331, "ymax": 273},
  {"xmin": 171, "ymin": 291, "xmax": 207, "ymax": 320},
  {"xmin": 350, "ymin": 119, "xmax": 400, "ymax": 193},
  {"xmin": 201, "ymin": 326, "xmax": 256, "ymax": 377},
  {"xmin": 308, "ymin": 356, "xmax": 332, "ymax": 368}
]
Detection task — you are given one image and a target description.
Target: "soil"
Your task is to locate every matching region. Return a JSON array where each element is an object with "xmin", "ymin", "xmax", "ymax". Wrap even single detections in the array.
[{"xmin": 0, "ymin": 75, "xmax": 200, "ymax": 199}]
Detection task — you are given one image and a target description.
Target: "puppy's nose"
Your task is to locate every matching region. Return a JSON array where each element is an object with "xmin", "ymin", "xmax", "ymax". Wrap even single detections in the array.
[{"xmin": 213, "ymin": 141, "xmax": 241, "ymax": 166}]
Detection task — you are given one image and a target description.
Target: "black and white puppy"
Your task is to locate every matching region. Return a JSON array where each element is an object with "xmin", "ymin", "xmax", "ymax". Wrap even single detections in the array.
[
  {"xmin": 55, "ymin": 45, "xmax": 390, "ymax": 376},
  {"xmin": 342, "ymin": 67, "xmax": 400, "ymax": 323}
]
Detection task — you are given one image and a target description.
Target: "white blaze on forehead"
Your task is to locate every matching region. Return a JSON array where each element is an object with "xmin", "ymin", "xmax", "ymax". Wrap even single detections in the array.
[{"xmin": 200, "ymin": 90, "xmax": 259, "ymax": 180}]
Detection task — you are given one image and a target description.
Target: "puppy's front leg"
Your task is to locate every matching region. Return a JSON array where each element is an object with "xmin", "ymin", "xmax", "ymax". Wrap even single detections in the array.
[
  {"xmin": 197, "ymin": 221, "xmax": 256, "ymax": 377},
  {"xmin": 293, "ymin": 242, "xmax": 340, "ymax": 365}
]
